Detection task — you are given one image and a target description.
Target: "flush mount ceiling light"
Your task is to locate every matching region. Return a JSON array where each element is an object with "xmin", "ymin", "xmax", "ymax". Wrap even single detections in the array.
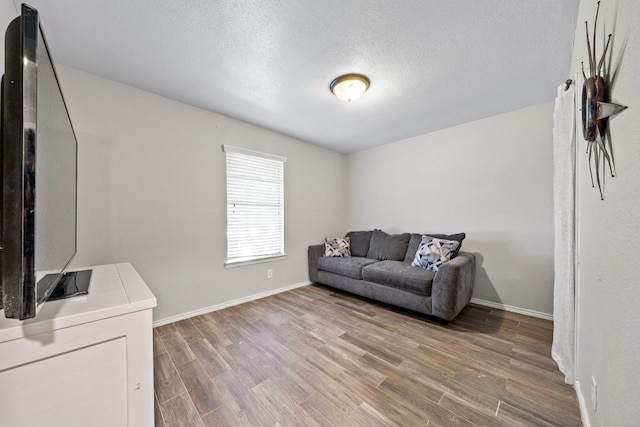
[{"xmin": 330, "ymin": 73, "xmax": 370, "ymax": 102}]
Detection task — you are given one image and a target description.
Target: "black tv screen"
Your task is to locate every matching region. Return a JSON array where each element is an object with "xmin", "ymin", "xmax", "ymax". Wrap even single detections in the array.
[{"xmin": 1, "ymin": 4, "xmax": 78, "ymax": 320}]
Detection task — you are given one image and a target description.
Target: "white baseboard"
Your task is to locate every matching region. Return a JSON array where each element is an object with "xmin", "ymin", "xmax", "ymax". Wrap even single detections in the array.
[
  {"xmin": 574, "ymin": 379, "xmax": 592, "ymax": 427},
  {"xmin": 470, "ymin": 298, "xmax": 553, "ymax": 321},
  {"xmin": 152, "ymin": 281, "xmax": 311, "ymax": 327}
]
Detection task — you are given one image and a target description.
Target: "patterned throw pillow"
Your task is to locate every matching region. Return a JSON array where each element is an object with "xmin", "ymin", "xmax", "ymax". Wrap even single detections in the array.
[
  {"xmin": 324, "ymin": 237, "xmax": 352, "ymax": 257},
  {"xmin": 411, "ymin": 236, "xmax": 460, "ymax": 272}
]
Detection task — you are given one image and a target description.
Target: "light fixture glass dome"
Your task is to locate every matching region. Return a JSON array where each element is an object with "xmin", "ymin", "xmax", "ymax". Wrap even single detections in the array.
[{"xmin": 330, "ymin": 74, "xmax": 370, "ymax": 102}]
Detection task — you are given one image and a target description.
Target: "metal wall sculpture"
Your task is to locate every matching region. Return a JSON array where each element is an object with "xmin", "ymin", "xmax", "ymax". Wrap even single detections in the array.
[{"xmin": 581, "ymin": 1, "xmax": 627, "ymax": 200}]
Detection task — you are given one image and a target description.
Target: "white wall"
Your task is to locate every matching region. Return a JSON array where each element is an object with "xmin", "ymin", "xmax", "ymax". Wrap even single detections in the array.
[
  {"xmin": 0, "ymin": 0, "xmax": 555, "ymax": 321},
  {"xmin": 347, "ymin": 102, "xmax": 555, "ymax": 315},
  {"xmin": 55, "ymin": 66, "xmax": 346, "ymax": 322},
  {"xmin": 0, "ymin": 0, "xmax": 558, "ymax": 321},
  {"xmin": 571, "ymin": 0, "xmax": 640, "ymax": 425},
  {"xmin": 0, "ymin": 0, "xmax": 348, "ymax": 323},
  {"xmin": 0, "ymin": 0, "xmax": 552, "ymax": 320}
]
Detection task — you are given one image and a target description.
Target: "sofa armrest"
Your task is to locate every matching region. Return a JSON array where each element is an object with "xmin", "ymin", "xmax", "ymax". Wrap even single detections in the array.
[
  {"xmin": 431, "ymin": 251, "xmax": 476, "ymax": 321},
  {"xmin": 308, "ymin": 244, "xmax": 325, "ymax": 283}
]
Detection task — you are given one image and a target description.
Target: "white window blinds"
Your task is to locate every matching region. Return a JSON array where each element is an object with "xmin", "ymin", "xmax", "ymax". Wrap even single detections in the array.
[{"xmin": 223, "ymin": 145, "xmax": 286, "ymax": 264}]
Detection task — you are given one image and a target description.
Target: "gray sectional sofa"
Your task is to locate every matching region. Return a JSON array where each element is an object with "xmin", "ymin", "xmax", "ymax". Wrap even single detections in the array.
[{"xmin": 308, "ymin": 230, "xmax": 476, "ymax": 323}]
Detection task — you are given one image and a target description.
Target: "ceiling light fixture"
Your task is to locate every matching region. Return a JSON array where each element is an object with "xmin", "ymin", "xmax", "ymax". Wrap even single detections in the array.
[{"xmin": 330, "ymin": 73, "xmax": 370, "ymax": 102}]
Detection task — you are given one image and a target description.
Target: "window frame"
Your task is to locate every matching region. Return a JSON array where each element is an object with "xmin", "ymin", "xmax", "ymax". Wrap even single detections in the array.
[{"xmin": 223, "ymin": 145, "xmax": 287, "ymax": 268}]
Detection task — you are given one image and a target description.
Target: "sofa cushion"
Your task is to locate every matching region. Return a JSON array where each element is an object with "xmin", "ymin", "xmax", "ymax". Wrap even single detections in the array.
[
  {"xmin": 345, "ymin": 230, "xmax": 373, "ymax": 257},
  {"xmin": 361, "ymin": 260, "xmax": 435, "ymax": 296},
  {"xmin": 318, "ymin": 256, "xmax": 379, "ymax": 280},
  {"xmin": 411, "ymin": 236, "xmax": 460, "ymax": 272},
  {"xmin": 324, "ymin": 237, "xmax": 351, "ymax": 257},
  {"xmin": 404, "ymin": 232, "xmax": 466, "ymax": 262},
  {"xmin": 366, "ymin": 230, "xmax": 411, "ymax": 261}
]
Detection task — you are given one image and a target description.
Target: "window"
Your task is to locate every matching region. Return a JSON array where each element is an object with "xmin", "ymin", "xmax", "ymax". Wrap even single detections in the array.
[{"xmin": 223, "ymin": 145, "xmax": 286, "ymax": 266}]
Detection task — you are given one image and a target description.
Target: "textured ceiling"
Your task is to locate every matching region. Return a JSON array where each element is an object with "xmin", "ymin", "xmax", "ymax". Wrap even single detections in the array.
[{"xmin": 18, "ymin": 0, "xmax": 579, "ymax": 153}]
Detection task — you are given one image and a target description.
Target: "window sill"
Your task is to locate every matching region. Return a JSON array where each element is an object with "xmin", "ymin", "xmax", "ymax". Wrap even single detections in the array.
[{"xmin": 224, "ymin": 254, "xmax": 287, "ymax": 269}]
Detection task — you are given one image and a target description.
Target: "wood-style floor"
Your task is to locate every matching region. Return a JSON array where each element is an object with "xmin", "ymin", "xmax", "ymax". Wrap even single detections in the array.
[{"xmin": 153, "ymin": 284, "xmax": 582, "ymax": 426}]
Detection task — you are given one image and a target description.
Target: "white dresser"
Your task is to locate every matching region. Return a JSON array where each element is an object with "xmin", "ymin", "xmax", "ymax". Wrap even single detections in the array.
[{"xmin": 0, "ymin": 263, "xmax": 157, "ymax": 427}]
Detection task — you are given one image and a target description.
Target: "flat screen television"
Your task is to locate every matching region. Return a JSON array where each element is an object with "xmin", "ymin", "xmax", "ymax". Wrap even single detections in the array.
[{"xmin": 0, "ymin": 4, "xmax": 90, "ymax": 320}]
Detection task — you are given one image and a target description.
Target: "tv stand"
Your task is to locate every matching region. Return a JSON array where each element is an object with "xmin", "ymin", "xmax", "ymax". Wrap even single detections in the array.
[
  {"xmin": 47, "ymin": 269, "xmax": 92, "ymax": 301},
  {"xmin": 0, "ymin": 263, "xmax": 156, "ymax": 427}
]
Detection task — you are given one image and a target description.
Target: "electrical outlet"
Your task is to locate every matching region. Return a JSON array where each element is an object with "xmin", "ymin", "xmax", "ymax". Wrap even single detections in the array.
[
  {"xmin": 267, "ymin": 269, "xmax": 273, "ymax": 279},
  {"xmin": 591, "ymin": 376, "xmax": 598, "ymax": 412}
]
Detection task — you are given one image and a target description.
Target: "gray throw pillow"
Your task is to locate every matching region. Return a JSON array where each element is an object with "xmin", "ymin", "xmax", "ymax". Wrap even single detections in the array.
[
  {"xmin": 345, "ymin": 230, "xmax": 373, "ymax": 257},
  {"xmin": 404, "ymin": 232, "xmax": 466, "ymax": 262},
  {"xmin": 366, "ymin": 230, "xmax": 411, "ymax": 261}
]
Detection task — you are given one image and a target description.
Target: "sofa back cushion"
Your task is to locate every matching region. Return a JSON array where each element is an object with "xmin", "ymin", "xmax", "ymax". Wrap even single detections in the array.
[
  {"xmin": 404, "ymin": 232, "xmax": 466, "ymax": 262},
  {"xmin": 345, "ymin": 230, "xmax": 373, "ymax": 257},
  {"xmin": 366, "ymin": 229, "xmax": 411, "ymax": 261}
]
